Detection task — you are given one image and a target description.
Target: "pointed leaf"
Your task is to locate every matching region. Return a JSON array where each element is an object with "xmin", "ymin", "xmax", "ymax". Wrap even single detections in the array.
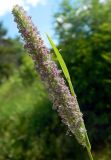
[{"xmin": 46, "ymin": 34, "xmax": 75, "ymax": 96}]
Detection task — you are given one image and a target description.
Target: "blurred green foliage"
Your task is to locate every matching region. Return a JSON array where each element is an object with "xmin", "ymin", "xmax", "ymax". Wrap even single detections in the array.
[
  {"xmin": 0, "ymin": 0, "xmax": 111, "ymax": 159},
  {"xmin": 0, "ymin": 76, "xmax": 87, "ymax": 160}
]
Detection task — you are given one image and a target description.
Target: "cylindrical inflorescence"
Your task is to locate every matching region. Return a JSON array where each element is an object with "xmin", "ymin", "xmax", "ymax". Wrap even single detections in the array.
[{"xmin": 12, "ymin": 5, "xmax": 87, "ymax": 146}]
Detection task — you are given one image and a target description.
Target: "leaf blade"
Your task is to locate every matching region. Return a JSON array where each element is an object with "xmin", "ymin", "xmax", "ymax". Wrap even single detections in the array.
[{"xmin": 46, "ymin": 34, "xmax": 75, "ymax": 96}]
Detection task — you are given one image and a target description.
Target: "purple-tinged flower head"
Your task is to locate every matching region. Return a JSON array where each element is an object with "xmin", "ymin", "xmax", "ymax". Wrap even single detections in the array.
[{"xmin": 12, "ymin": 5, "xmax": 87, "ymax": 146}]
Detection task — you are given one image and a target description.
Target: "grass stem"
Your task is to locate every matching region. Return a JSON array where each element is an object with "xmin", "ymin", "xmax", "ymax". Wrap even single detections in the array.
[{"xmin": 86, "ymin": 146, "xmax": 94, "ymax": 160}]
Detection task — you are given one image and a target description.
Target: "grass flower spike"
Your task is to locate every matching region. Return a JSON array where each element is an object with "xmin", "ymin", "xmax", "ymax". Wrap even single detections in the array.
[{"xmin": 12, "ymin": 5, "xmax": 93, "ymax": 160}]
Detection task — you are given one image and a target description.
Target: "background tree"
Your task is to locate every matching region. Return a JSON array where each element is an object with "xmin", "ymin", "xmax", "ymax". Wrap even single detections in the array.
[
  {"xmin": 54, "ymin": 0, "xmax": 111, "ymax": 148},
  {"xmin": 0, "ymin": 22, "xmax": 23, "ymax": 83},
  {"xmin": 0, "ymin": 22, "xmax": 36, "ymax": 84}
]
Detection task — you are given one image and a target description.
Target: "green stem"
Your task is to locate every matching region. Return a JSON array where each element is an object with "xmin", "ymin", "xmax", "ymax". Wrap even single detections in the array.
[
  {"xmin": 85, "ymin": 132, "xmax": 94, "ymax": 160},
  {"xmin": 86, "ymin": 146, "xmax": 94, "ymax": 160},
  {"xmin": 85, "ymin": 132, "xmax": 91, "ymax": 150}
]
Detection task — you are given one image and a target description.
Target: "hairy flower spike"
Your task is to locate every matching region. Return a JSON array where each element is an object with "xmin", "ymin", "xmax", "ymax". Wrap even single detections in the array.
[{"xmin": 12, "ymin": 5, "xmax": 87, "ymax": 146}]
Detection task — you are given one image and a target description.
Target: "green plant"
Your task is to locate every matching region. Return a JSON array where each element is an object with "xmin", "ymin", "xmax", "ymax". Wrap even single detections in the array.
[{"xmin": 12, "ymin": 5, "xmax": 93, "ymax": 160}]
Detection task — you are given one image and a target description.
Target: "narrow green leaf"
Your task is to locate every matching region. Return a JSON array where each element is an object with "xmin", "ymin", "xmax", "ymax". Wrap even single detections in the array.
[{"xmin": 46, "ymin": 34, "xmax": 75, "ymax": 96}]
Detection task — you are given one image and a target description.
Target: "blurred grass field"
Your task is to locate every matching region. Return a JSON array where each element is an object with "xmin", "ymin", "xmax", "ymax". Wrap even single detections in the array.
[{"xmin": 0, "ymin": 72, "xmax": 111, "ymax": 160}]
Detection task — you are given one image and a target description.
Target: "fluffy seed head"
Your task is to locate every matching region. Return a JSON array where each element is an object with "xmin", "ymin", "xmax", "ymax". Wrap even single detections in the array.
[{"xmin": 12, "ymin": 5, "xmax": 87, "ymax": 146}]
